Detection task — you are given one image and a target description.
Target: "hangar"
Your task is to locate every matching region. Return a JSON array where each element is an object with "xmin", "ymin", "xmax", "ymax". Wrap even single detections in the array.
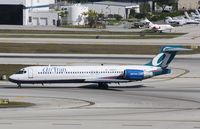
[
  {"xmin": 0, "ymin": 4, "xmax": 23, "ymax": 25},
  {"xmin": 0, "ymin": 0, "xmax": 58, "ymax": 26}
]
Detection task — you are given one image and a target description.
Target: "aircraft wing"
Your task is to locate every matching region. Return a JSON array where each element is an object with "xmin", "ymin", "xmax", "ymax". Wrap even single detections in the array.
[{"xmin": 85, "ymin": 78, "xmax": 130, "ymax": 83}]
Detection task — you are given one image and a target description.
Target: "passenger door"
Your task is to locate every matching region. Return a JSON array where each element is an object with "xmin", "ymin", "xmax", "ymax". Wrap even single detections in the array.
[{"xmin": 28, "ymin": 69, "xmax": 33, "ymax": 79}]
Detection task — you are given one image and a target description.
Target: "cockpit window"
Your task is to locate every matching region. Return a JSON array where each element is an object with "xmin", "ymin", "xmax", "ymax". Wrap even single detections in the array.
[{"xmin": 16, "ymin": 69, "xmax": 27, "ymax": 74}]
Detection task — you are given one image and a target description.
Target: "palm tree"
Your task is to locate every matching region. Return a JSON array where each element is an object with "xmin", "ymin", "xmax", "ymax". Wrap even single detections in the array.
[{"xmin": 83, "ymin": 10, "xmax": 98, "ymax": 28}]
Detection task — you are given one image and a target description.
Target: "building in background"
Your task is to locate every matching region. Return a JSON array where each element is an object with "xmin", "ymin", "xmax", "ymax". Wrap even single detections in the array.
[
  {"xmin": 67, "ymin": 4, "xmax": 88, "ymax": 25},
  {"xmin": 24, "ymin": 0, "xmax": 58, "ymax": 26},
  {"xmin": 178, "ymin": 0, "xmax": 200, "ymax": 10},
  {"xmin": 59, "ymin": 1, "xmax": 148, "ymax": 25},
  {"xmin": 0, "ymin": 0, "xmax": 58, "ymax": 26},
  {"xmin": 83, "ymin": 1, "xmax": 141, "ymax": 19},
  {"xmin": 3, "ymin": 0, "xmax": 199, "ymax": 26}
]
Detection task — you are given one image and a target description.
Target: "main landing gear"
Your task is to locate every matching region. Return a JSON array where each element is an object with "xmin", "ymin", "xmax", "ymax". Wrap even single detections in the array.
[
  {"xmin": 17, "ymin": 83, "xmax": 21, "ymax": 88},
  {"xmin": 98, "ymin": 83, "xmax": 109, "ymax": 89}
]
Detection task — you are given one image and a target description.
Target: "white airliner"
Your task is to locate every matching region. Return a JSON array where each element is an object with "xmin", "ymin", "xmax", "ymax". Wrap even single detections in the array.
[
  {"xmin": 190, "ymin": 9, "xmax": 200, "ymax": 19},
  {"xmin": 143, "ymin": 18, "xmax": 174, "ymax": 32},
  {"xmin": 9, "ymin": 46, "xmax": 190, "ymax": 89},
  {"xmin": 178, "ymin": 16, "xmax": 199, "ymax": 24},
  {"xmin": 165, "ymin": 16, "xmax": 186, "ymax": 26},
  {"xmin": 184, "ymin": 11, "xmax": 200, "ymax": 23}
]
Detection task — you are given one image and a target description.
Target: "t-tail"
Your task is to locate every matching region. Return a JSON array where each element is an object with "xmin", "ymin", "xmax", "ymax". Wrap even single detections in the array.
[
  {"xmin": 144, "ymin": 18, "xmax": 154, "ymax": 27},
  {"xmin": 146, "ymin": 46, "xmax": 191, "ymax": 69},
  {"xmin": 184, "ymin": 12, "xmax": 191, "ymax": 19},
  {"xmin": 196, "ymin": 9, "xmax": 200, "ymax": 15}
]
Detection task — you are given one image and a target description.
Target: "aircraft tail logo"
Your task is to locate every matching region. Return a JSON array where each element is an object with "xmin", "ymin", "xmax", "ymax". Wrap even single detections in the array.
[{"xmin": 146, "ymin": 46, "xmax": 191, "ymax": 68}]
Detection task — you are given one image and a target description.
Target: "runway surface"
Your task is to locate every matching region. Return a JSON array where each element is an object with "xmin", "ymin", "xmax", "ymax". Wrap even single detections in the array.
[
  {"xmin": 0, "ymin": 57, "xmax": 199, "ymax": 129},
  {"xmin": 0, "ymin": 37, "xmax": 199, "ymax": 46},
  {"xmin": 0, "ymin": 24, "xmax": 200, "ymax": 46},
  {"xmin": 0, "ymin": 23, "xmax": 200, "ymax": 129}
]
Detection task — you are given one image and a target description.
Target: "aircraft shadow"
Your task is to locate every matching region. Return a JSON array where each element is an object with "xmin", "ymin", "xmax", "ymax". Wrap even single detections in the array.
[{"xmin": 5, "ymin": 84, "xmax": 147, "ymax": 91}]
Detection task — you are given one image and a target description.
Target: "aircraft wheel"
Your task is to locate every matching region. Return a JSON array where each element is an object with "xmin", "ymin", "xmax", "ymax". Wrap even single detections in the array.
[
  {"xmin": 98, "ymin": 83, "xmax": 109, "ymax": 89},
  {"xmin": 17, "ymin": 84, "xmax": 21, "ymax": 88}
]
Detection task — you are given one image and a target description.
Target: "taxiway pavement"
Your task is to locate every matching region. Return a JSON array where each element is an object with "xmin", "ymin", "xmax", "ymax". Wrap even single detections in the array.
[
  {"xmin": 0, "ymin": 57, "xmax": 199, "ymax": 129},
  {"xmin": 0, "ymin": 24, "xmax": 200, "ymax": 128},
  {"xmin": 0, "ymin": 37, "xmax": 199, "ymax": 46},
  {"xmin": 0, "ymin": 24, "xmax": 200, "ymax": 46}
]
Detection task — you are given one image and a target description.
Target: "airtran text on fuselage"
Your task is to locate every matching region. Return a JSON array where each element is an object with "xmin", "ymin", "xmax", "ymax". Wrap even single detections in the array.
[{"xmin": 42, "ymin": 67, "xmax": 67, "ymax": 73}]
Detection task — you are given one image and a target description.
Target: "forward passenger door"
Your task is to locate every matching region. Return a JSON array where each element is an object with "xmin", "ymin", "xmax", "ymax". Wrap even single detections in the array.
[{"xmin": 28, "ymin": 69, "xmax": 33, "ymax": 79}]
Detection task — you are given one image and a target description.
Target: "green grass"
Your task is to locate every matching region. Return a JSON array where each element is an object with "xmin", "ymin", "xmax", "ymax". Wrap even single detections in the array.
[
  {"xmin": 0, "ymin": 34, "xmax": 179, "ymax": 39},
  {"xmin": 0, "ymin": 101, "xmax": 34, "ymax": 108},
  {"xmin": 0, "ymin": 44, "xmax": 163, "ymax": 54},
  {"xmin": 0, "ymin": 29, "xmax": 185, "ymax": 35},
  {"xmin": 0, "ymin": 43, "xmax": 198, "ymax": 55},
  {"xmin": 0, "ymin": 29, "xmax": 185, "ymax": 39}
]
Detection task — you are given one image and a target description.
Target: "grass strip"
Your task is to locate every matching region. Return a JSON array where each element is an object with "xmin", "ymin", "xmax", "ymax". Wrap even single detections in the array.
[
  {"xmin": 0, "ymin": 35, "xmax": 179, "ymax": 39},
  {"xmin": 0, "ymin": 29, "xmax": 185, "ymax": 36},
  {"xmin": 0, "ymin": 43, "xmax": 198, "ymax": 55},
  {"xmin": 0, "ymin": 101, "xmax": 34, "ymax": 108}
]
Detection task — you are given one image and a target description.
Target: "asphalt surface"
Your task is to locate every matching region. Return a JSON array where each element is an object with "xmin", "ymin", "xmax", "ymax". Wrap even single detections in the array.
[
  {"xmin": 0, "ymin": 24, "xmax": 200, "ymax": 129},
  {"xmin": 0, "ymin": 37, "xmax": 199, "ymax": 46},
  {"xmin": 0, "ymin": 57, "xmax": 199, "ymax": 129},
  {"xmin": 0, "ymin": 24, "xmax": 200, "ymax": 46}
]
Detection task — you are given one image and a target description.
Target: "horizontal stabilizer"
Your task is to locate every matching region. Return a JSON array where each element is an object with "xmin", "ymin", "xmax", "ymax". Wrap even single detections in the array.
[{"xmin": 162, "ymin": 46, "xmax": 192, "ymax": 52}]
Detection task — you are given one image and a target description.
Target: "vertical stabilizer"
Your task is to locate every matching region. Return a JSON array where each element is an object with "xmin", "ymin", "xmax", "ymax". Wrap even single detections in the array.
[
  {"xmin": 185, "ymin": 12, "xmax": 191, "ymax": 19},
  {"xmin": 146, "ymin": 46, "xmax": 191, "ymax": 68}
]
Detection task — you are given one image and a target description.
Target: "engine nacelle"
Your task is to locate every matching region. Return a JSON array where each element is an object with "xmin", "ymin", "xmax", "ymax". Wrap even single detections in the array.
[{"xmin": 124, "ymin": 69, "xmax": 153, "ymax": 80}]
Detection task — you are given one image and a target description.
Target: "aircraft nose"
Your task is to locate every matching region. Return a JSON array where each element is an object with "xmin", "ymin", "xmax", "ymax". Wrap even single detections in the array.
[{"xmin": 8, "ymin": 75, "xmax": 17, "ymax": 83}]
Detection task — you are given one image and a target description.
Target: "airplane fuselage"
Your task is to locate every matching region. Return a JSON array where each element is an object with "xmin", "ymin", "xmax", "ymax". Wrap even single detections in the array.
[{"xmin": 9, "ymin": 65, "xmax": 162, "ymax": 84}]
